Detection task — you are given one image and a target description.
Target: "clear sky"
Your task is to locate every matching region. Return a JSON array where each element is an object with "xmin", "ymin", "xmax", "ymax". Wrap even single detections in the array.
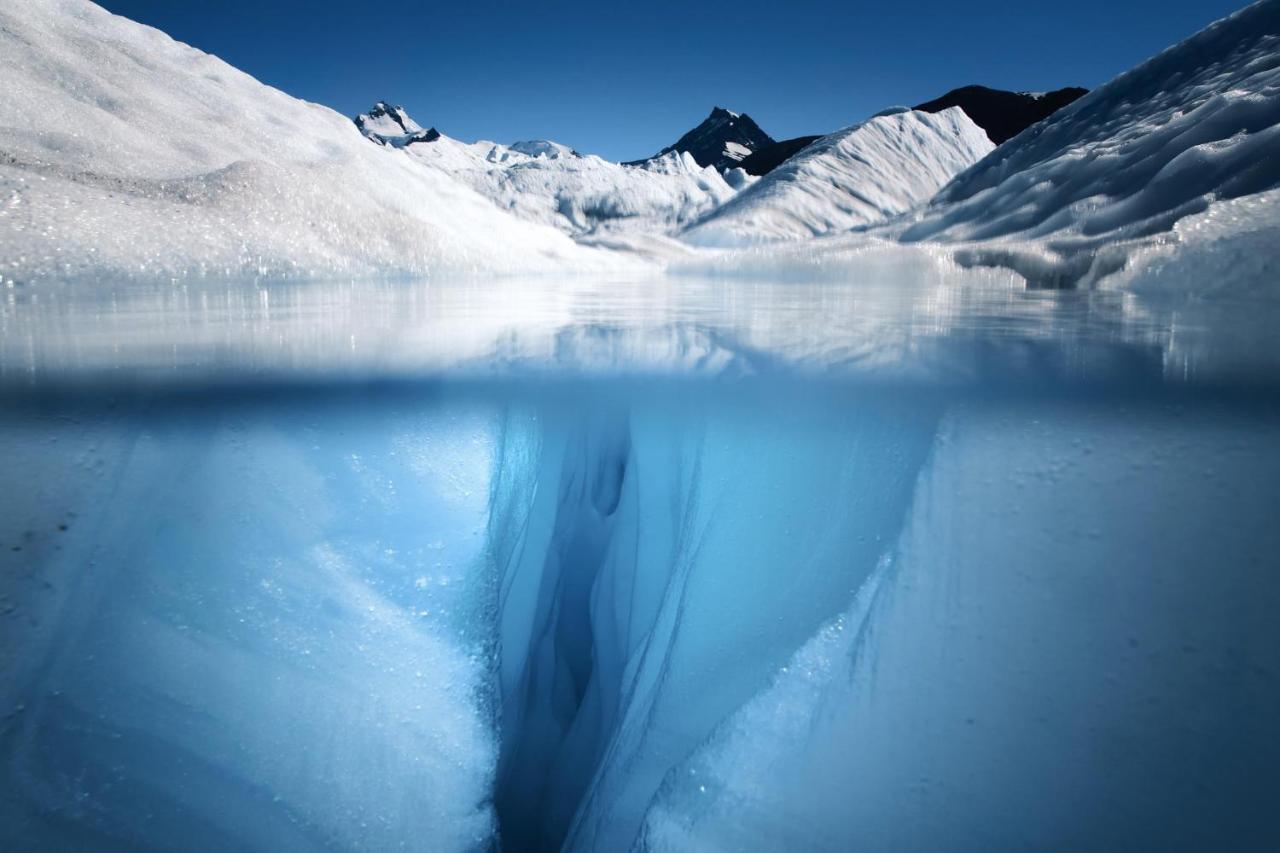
[{"xmin": 96, "ymin": 0, "xmax": 1246, "ymax": 161}]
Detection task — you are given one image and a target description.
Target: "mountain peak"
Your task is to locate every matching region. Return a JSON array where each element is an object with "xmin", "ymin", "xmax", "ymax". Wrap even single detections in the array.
[
  {"xmin": 637, "ymin": 106, "xmax": 774, "ymax": 171},
  {"xmin": 355, "ymin": 102, "xmax": 440, "ymax": 147}
]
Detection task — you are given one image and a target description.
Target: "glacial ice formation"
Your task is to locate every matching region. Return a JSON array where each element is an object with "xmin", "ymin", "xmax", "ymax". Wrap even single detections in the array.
[
  {"xmin": 682, "ymin": 107, "xmax": 994, "ymax": 246},
  {"xmin": 5, "ymin": 0, "xmax": 1278, "ymax": 292},
  {"xmin": 485, "ymin": 391, "xmax": 941, "ymax": 850},
  {"xmin": 0, "ymin": 397, "xmax": 503, "ymax": 850},
  {"xmin": 0, "ymin": 0, "xmax": 627, "ymax": 284},
  {"xmin": 897, "ymin": 0, "xmax": 1280, "ymax": 286},
  {"xmin": 5, "ymin": 381, "xmax": 1278, "ymax": 852}
]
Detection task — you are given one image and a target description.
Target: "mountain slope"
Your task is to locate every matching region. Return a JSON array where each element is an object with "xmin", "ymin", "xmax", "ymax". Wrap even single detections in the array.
[
  {"xmin": 367, "ymin": 107, "xmax": 738, "ymax": 237},
  {"xmin": 682, "ymin": 107, "xmax": 993, "ymax": 246},
  {"xmin": 634, "ymin": 107, "xmax": 775, "ymax": 171},
  {"xmin": 900, "ymin": 0, "xmax": 1280, "ymax": 287},
  {"xmin": 0, "ymin": 0, "xmax": 622, "ymax": 284},
  {"xmin": 914, "ymin": 85, "xmax": 1087, "ymax": 145}
]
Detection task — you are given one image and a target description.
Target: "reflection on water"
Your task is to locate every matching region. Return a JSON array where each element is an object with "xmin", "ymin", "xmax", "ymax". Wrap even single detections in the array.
[{"xmin": 3, "ymin": 271, "xmax": 1278, "ymax": 389}]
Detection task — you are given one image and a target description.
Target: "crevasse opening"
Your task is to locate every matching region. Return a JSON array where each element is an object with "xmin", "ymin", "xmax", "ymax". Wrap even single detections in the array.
[{"xmin": 483, "ymin": 391, "xmax": 942, "ymax": 851}]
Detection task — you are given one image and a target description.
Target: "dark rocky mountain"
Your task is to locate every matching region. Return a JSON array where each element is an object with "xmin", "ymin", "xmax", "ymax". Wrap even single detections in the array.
[
  {"xmin": 355, "ymin": 101, "xmax": 441, "ymax": 147},
  {"xmin": 631, "ymin": 107, "xmax": 775, "ymax": 171},
  {"xmin": 914, "ymin": 85, "xmax": 1087, "ymax": 145},
  {"xmin": 738, "ymin": 135, "xmax": 822, "ymax": 176}
]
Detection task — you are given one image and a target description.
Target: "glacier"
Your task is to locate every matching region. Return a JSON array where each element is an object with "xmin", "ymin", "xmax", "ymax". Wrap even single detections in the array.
[
  {"xmin": 4, "ymin": 0, "xmax": 1278, "ymax": 292},
  {"xmin": 0, "ymin": 0, "xmax": 631, "ymax": 283},
  {"xmin": 3, "ymin": 351, "xmax": 1279, "ymax": 852},
  {"xmin": 682, "ymin": 107, "xmax": 994, "ymax": 247},
  {"xmin": 2, "ymin": 0, "xmax": 1280, "ymax": 850}
]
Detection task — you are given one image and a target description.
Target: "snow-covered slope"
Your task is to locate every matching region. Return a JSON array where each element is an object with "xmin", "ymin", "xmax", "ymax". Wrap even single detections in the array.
[
  {"xmin": 682, "ymin": 107, "xmax": 994, "ymax": 246},
  {"xmin": 380, "ymin": 113, "xmax": 738, "ymax": 237},
  {"xmin": 634, "ymin": 107, "xmax": 775, "ymax": 171},
  {"xmin": 0, "ymin": 0, "xmax": 624, "ymax": 284},
  {"xmin": 899, "ymin": 0, "xmax": 1280, "ymax": 287}
]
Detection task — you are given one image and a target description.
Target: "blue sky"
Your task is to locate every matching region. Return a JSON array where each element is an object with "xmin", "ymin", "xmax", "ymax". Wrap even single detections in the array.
[{"xmin": 97, "ymin": 0, "xmax": 1245, "ymax": 161}]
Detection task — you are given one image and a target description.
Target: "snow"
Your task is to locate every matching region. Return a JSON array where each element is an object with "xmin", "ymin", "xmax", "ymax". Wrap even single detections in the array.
[
  {"xmin": 393, "ymin": 126, "xmax": 738, "ymax": 237},
  {"xmin": 0, "ymin": 0, "xmax": 632, "ymax": 284},
  {"xmin": 354, "ymin": 100, "xmax": 432, "ymax": 145},
  {"xmin": 509, "ymin": 139, "xmax": 578, "ymax": 159},
  {"xmin": 5, "ymin": 0, "xmax": 1277, "ymax": 294},
  {"xmin": 896, "ymin": 0, "xmax": 1280, "ymax": 287},
  {"xmin": 682, "ymin": 107, "xmax": 994, "ymax": 246}
]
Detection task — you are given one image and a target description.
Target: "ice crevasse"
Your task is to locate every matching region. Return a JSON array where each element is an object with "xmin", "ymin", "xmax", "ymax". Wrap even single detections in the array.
[
  {"xmin": 476, "ymin": 383, "xmax": 1280, "ymax": 852},
  {"xmin": 3, "ymin": 382, "xmax": 1279, "ymax": 852},
  {"xmin": 484, "ymin": 392, "xmax": 941, "ymax": 851}
]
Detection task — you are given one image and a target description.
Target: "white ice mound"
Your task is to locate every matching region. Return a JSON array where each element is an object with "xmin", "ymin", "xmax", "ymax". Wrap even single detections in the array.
[
  {"xmin": 0, "ymin": 0, "xmax": 623, "ymax": 284},
  {"xmin": 681, "ymin": 107, "xmax": 993, "ymax": 247},
  {"xmin": 508, "ymin": 139, "xmax": 578, "ymax": 159},
  {"xmin": 391, "ymin": 125, "xmax": 738, "ymax": 237},
  {"xmin": 900, "ymin": 0, "xmax": 1280, "ymax": 286}
]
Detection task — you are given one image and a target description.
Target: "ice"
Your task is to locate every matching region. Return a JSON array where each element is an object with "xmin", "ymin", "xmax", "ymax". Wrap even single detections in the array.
[
  {"xmin": 894, "ymin": 0, "xmax": 1280, "ymax": 287},
  {"xmin": 638, "ymin": 398, "xmax": 1280, "ymax": 851},
  {"xmin": 0, "ymin": 396, "xmax": 502, "ymax": 850},
  {"xmin": 4, "ymin": 371, "xmax": 1279, "ymax": 851},
  {"xmin": 682, "ymin": 107, "xmax": 993, "ymax": 247},
  {"xmin": 399, "ymin": 134, "xmax": 738, "ymax": 237},
  {"xmin": 486, "ymin": 390, "xmax": 941, "ymax": 850},
  {"xmin": 3, "ymin": 0, "xmax": 1280, "ymax": 849},
  {"xmin": 0, "ymin": 0, "xmax": 631, "ymax": 284},
  {"xmin": 4, "ymin": 1, "xmax": 1278, "ymax": 293}
]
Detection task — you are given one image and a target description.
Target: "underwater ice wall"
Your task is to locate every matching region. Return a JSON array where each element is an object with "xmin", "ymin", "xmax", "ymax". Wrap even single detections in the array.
[
  {"xmin": 485, "ymin": 390, "xmax": 944, "ymax": 851},
  {"xmin": 5, "ymin": 385, "xmax": 1279, "ymax": 852},
  {"xmin": 0, "ymin": 397, "xmax": 502, "ymax": 852},
  {"xmin": 636, "ymin": 397, "xmax": 1280, "ymax": 852}
]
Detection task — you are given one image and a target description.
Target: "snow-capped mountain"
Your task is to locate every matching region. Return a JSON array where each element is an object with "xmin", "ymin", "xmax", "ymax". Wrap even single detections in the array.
[
  {"xmin": 355, "ymin": 101, "xmax": 441, "ymax": 146},
  {"xmin": 914, "ymin": 85, "xmax": 1088, "ymax": 145},
  {"xmin": 355, "ymin": 105, "xmax": 739, "ymax": 238},
  {"xmin": 683, "ymin": 107, "xmax": 993, "ymax": 246},
  {"xmin": 635, "ymin": 107, "xmax": 776, "ymax": 171},
  {"xmin": 899, "ymin": 0, "xmax": 1280, "ymax": 288}
]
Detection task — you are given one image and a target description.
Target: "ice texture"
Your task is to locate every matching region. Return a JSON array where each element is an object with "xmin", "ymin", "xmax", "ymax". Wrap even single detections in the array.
[
  {"xmin": 896, "ymin": 0, "xmax": 1280, "ymax": 286},
  {"xmin": 4, "ymin": 0, "xmax": 1278, "ymax": 292},
  {"xmin": 485, "ymin": 392, "xmax": 941, "ymax": 850},
  {"xmin": 0, "ymin": 397, "xmax": 502, "ymax": 850},
  {"xmin": 682, "ymin": 107, "xmax": 993, "ymax": 246},
  {"xmin": 0, "ymin": 0, "xmax": 628, "ymax": 284},
  {"xmin": 636, "ymin": 398, "xmax": 1280, "ymax": 851}
]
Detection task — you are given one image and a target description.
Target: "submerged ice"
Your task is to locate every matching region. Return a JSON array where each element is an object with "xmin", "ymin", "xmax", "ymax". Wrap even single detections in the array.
[{"xmin": 3, "ymin": 378, "xmax": 1279, "ymax": 852}]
